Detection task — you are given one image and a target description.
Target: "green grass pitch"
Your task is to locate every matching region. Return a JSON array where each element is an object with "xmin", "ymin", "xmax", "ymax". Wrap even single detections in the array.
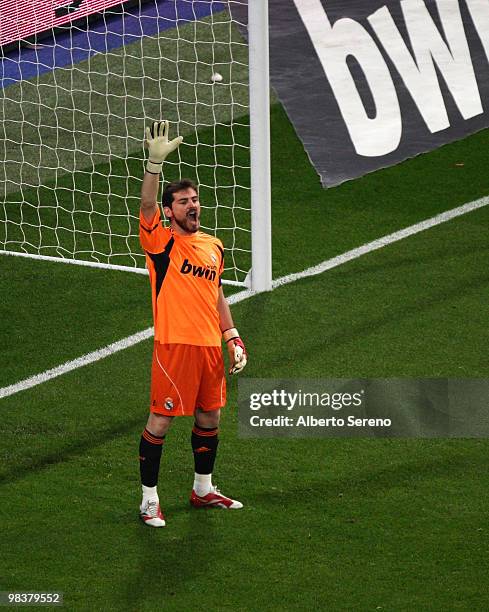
[{"xmin": 1, "ymin": 101, "xmax": 489, "ymax": 610}]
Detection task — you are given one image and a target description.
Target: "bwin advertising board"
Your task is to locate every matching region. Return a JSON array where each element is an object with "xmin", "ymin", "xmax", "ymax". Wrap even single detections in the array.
[{"xmin": 248, "ymin": 0, "xmax": 489, "ymax": 186}]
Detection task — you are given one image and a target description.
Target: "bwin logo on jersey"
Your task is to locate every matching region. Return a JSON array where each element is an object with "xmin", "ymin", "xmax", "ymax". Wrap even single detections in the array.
[{"xmin": 180, "ymin": 258, "xmax": 216, "ymax": 282}]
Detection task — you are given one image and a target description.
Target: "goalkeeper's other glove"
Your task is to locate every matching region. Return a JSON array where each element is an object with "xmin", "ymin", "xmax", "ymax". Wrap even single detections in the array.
[
  {"xmin": 145, "ymin": 120, "xmax": 183, "ymax": 174},
  {"xmin": 223, "ymin": 328, "xmax": 247, "ymax": 375}
]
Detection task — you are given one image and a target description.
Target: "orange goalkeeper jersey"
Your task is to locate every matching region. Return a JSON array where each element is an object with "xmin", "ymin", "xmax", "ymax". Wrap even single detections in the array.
[{"xmin": 139, "ymin": 209, "xmax": 224, "ymax": 346}]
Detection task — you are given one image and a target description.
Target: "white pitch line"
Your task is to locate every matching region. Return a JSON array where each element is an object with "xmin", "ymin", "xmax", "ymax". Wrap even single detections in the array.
[
  {"xmin": 1, "ymin": 195, "xmax": 488, "ymax": 400},
  {"xmin": 0, "ymin": 250, "xmax": 247, "ymax": 287},
  {"xmin": 272, "ymin": 195, "xmax": 489, "ymax": 288},
  {"xmin": 0, "ymin": 250, "xmax": 149, "ymax": 275},
  {"xmin": 0, "ymin": 288, "xmax": 254, "ymax": 400},
  {"xmin": 0, "ymin": 328, "xmax": 152, "ymax": 400}
]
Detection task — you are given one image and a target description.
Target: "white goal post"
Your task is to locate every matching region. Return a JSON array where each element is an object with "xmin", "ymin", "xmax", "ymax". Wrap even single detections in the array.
[
  {"xmin": 0, "ymin": 0, "xmax": 272, "ymax": 292},
  {"xmin": 248, "ymin": 0, "xmax": 272, "ymax": 293}
]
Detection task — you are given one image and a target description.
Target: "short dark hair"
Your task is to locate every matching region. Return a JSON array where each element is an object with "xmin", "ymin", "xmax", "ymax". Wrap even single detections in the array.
[{"xmin": 162, "ymin": 179, "xmax": 198, "ymax": 209}]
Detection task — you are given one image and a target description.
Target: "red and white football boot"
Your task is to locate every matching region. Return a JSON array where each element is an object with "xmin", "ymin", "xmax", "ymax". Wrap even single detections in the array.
[
  {"xmin": 140, "ymin": 499, "xmax": 166, "ymax": 527},
  {"xmin": 190, "ymin": 486, "xmax": 243, "ymax": 509}
]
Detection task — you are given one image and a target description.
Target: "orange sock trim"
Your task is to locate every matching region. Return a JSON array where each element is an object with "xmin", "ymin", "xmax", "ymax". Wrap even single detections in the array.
[
  {"xmin": 192, "ymin": 426, "xmax": 218, "ymax": 437},
  {"xmin": 142, "ymin": 429, "xmax": 165, "ymax": 445}
]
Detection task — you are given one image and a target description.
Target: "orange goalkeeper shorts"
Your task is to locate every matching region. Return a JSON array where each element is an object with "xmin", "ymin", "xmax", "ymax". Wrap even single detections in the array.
[{"xmin": 149, "ymin": 342, "xmax": 226, "ymax": 416}]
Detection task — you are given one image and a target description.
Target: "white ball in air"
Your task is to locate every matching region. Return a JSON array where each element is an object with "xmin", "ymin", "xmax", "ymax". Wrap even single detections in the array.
[{"xmin": 211, "ymin": 72, "xmax": 223, "ymax": 83}]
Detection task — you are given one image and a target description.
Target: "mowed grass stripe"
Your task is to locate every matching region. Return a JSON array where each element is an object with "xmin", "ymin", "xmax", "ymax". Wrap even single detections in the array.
[
  {"xmin": 1, "ymin": 14, "xmax": 249, "ymax": 194},
  {"xmin": 270, "ymin": 105, "xmax": 489, "ymax": 278},
  {"xmin": 1, "ymin": 202, "xmax": 488, "ymax": 477},
  {"xmin": 1, "ymin": 191, "xmax": 487, "ymax": 397},
  {"xmin": 2, "ymin": 426, "xmax": 489, "ymax": 610},
  {"xmin": 1, "ymin": 317, "xmax": 488, "ymax": 609},
  {"xmin": 3, "ymin": 104, "xmax": 489, "ymax": 282},
  {"xmin": 1, "ymin": 196, "xmax": 488, "ymax": 610},
  {"xmin": 274, "ymin": 194, "xmax": 489, "ymax": 289}
]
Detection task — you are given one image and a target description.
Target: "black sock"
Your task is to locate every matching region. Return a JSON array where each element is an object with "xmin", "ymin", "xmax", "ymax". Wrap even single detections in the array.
[
  {"xmin": 191, "ymin": 424, "xmax": 219, "ymax": 475},
  {"xmin": 139, "ymin": 428, "xmax": 165, "ymax": 487}
]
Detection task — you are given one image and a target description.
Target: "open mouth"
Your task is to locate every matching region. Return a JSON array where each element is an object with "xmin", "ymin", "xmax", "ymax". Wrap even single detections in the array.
[{"xmin": 187, "ymin": 210, "xmax": 198, "ymax": 221}]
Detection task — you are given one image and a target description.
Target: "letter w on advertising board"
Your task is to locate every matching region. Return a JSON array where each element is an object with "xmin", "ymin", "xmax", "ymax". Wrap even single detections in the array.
[{"xmin": 232, "ymin": 0, "xmax": 489, "ymax": 186}]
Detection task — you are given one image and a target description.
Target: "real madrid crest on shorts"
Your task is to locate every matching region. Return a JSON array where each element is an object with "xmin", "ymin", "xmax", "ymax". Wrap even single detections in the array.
[{"xmin": 164, "ymin": 397, "xmax": 174, "ymax": 411}]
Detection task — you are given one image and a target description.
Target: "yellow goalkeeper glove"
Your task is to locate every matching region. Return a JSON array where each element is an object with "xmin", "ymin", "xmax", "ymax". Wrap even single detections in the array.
[
  {"xmin": 223, "ymin": 328, "xmax": 247, "ymax": 375},
  {"xmin": 145, "ymin": 120, "xmax": 183, "ymax": 174}
]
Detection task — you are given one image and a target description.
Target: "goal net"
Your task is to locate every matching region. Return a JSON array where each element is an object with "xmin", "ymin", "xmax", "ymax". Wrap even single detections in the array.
[{"xmin": 0, "ymin": 0, "xmax": 252, "ymax": 286}]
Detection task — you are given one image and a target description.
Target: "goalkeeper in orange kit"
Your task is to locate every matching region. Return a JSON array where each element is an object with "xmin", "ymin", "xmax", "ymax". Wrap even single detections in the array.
[{"xmin": 138, "ymin": 120, "xmax": 247, "ymax": 527}]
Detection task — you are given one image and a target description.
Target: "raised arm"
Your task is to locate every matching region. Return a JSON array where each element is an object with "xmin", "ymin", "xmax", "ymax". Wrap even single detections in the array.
[
  {"xmin": 141, "ymin": 120, "xmax": 183, "ymax": 223},
  {"xmin": 140, "ymin": 171, "xmax": 160, "ymax": 224}
]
